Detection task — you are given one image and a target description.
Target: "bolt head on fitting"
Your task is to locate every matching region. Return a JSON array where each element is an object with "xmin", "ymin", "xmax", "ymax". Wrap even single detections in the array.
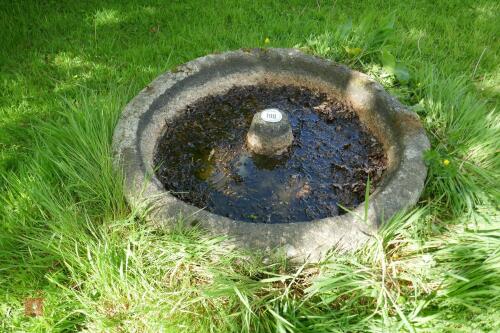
[{"xmin": 246, "ymin": 108, "xmax": 293, "ymax": 156}]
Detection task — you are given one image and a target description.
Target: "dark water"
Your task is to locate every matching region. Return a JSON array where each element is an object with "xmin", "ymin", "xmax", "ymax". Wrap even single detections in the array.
[{"xmin": 154, "ymin": 85, "xmax": 386, "ymax": 223}]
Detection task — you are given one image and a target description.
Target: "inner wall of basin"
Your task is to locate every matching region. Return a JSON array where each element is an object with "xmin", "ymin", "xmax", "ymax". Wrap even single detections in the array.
[{"xmin": 154, "ymin": 82, "xmax": 388, "ymax": 223}]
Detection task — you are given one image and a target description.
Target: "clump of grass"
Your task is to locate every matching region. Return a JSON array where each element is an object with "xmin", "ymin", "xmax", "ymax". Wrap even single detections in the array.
[
  {"xmin": 1, "ymin": 1, "xmax": 499, "ymax": 332},
  {"xmin": 300, "ymin": 15, "xmax": 499, "ymax": 218}
]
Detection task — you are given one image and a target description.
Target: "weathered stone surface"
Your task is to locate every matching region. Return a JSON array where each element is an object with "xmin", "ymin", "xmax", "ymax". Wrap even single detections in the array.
[
  {"xmin": 112, "ymin": 48, "xmax": 430, "ymax": 262},
  {"xmin": 247, "ymin": 109, "xmax": 293, "ymax": 156}
]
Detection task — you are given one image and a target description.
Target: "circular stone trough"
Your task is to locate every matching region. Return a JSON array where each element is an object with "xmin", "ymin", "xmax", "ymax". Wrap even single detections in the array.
[{"xmin": 112, "ymin": 48, "xmax": 429, "ymax": 261}]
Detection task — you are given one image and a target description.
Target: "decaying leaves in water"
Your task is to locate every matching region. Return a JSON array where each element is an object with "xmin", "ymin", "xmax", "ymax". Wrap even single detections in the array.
[{"xmin": 155, "ymin": 84, "xmax": 386, "ymax": 223}]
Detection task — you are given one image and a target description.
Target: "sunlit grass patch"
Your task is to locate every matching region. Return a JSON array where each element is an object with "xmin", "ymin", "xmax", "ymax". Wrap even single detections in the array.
[{"xmin": 0, "ymin": 1, "xmax": 499, "ymax": 332}]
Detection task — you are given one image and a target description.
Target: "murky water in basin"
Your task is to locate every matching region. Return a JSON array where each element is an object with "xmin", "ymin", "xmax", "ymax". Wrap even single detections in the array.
[{"xmin": 154, "ymin": 85, "xmax": 386, "ymax": 223}]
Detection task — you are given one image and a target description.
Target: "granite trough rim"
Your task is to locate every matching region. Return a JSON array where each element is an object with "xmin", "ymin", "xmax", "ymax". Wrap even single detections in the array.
[{"xmin": 112, "ymin": 48, "xmax": 430, "ymax": 262}]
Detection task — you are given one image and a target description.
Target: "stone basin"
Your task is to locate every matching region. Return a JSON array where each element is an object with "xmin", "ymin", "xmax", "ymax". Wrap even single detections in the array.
[{"xmin": 112, "ymin": 48, "xmax": 429, "ymax": 261}]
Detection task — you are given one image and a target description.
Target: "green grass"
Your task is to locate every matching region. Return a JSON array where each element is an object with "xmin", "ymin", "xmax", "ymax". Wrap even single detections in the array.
[{"xmin": 1, "ymin": 0, "xmax": 499, "ymax": 332}]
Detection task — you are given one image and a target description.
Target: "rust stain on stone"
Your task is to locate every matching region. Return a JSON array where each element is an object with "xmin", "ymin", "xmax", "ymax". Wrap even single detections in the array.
[{"xmin": 396, "ymin": 110, "xmax": 424, "ymax": 135}]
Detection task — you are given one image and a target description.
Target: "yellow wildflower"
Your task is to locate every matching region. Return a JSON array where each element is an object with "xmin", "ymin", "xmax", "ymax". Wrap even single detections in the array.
[
  {"xmin": 264, "ymin": 37, "xmax": 271, "ymax": 44},
  {"xmin": 443, "ymin": 159, "xmax": 450, "ymax": 166}
]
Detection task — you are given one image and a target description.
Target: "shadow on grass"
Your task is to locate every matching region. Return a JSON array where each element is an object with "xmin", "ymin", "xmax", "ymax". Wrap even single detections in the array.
[
  {"xmin": 1, "ymin": 0, "xmax": 498, "ymax": 174},
  {"xmin": 0, "ymin": 1, "xmax": 498, "ymax": 331}
]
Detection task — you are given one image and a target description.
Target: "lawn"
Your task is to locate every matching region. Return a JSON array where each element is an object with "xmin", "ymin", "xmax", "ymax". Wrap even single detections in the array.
[{"xmin": 1, "ymin": 0, "xmax": 499, "ymax": 332}]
